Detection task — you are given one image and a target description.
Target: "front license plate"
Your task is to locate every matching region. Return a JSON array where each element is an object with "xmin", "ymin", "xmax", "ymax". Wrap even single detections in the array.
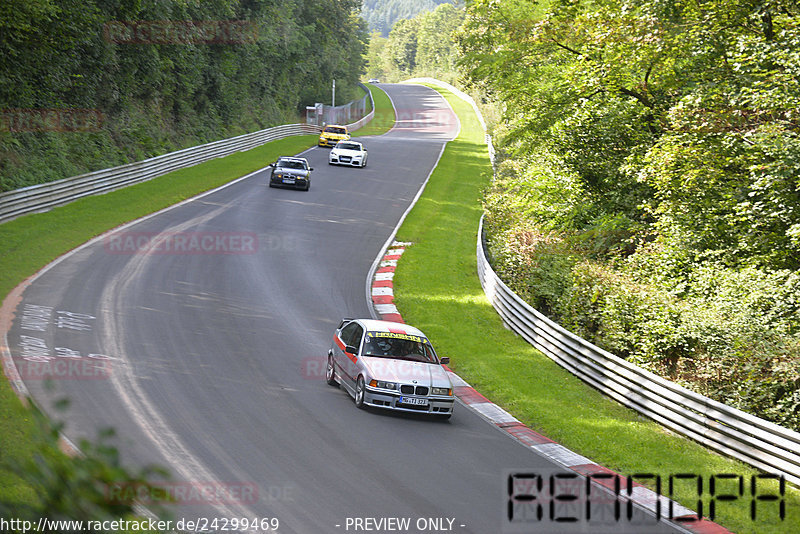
[
  {"xmin": 399, "ymin": 397, "xmax": 428, "ymax": 406},
  {"xmin": 282, "ymin": 178, "xmax": 295, "ymax": 184}
]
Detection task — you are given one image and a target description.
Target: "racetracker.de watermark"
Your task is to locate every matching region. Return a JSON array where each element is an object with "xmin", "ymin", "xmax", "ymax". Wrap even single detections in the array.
[
  {"xmin": 0, "ymin": 109, "xmax": 104, "ymax": 133},
  {"xmin": 105, "ymin": 481, "xmax": 259, "ymax": 505},
  {"xmin": 14, "ymin": 358, "xmax": 112, "ymax": 380},
  {"xmin": 104, "ymin": 231, "xmax": 258, "ymax": 255},
  {"xmin": 302, "ymin": 356, "xmax": 443, "ymax": 382},
  {"xmin": 370, "ymin": 109, "xmax": 456, "ymax": 130},
  {"xmin": 103, "ymin": 20, "xmax": 259, "ymax": 45}
]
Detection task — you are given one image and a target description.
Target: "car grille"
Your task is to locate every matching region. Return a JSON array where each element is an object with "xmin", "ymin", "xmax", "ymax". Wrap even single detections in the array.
[
  {"xmin": 400, "ymin": 385, "xmax": 429, "ymax": 396},
  {"xmin": 340, "ymin": 156, "xmax": 351, "ymax": 162}
]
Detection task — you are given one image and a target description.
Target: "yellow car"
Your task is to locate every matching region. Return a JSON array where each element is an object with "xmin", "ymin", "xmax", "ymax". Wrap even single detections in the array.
[{"xmin": 318, "ymin": 124, "xmax": 350, "ymax": 147}]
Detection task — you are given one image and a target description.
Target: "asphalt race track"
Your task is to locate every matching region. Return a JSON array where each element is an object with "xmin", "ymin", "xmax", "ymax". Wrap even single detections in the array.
[{"xmin": 7, "ymin": 84, "xmax": 683, "ymax": 533}]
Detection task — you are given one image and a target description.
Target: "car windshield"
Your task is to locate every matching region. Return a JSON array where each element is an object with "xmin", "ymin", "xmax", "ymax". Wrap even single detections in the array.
[
  {"xmin": 324, "ymin": 127, "xmax": 346, "ymax": 135},
  {"xmin": 277, "ymin": 159, "xmax": 307, "ymax": 169},
  {"xmin": 337, "ymin": 142, "xmax": 360, "ymax": 150},
  {"xmin": 362, "ymin": 332, "xmax": 437, "ymax": 363}
]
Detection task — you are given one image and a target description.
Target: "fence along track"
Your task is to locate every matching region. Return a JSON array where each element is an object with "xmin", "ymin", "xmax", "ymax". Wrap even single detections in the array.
[{"xmin": 0, "ymin": 124, "xmax": 322, "ymax": 224}]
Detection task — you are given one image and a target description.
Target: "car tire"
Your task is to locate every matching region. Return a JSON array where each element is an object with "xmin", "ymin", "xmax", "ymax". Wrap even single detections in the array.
[
  {"xmin": 326, "ymin": 354, "xmax": 339, "ymax": 386},
  {"xmin": 435, "ymin": 413, "xmax": 452, "ymax": 421},
  {"xmin": 304, "ymin": 181, "xmax": 310, "ymax": 191},
  {"xmin": 354, "ymin": 375, "xmax": 366, "ymax": 409}
]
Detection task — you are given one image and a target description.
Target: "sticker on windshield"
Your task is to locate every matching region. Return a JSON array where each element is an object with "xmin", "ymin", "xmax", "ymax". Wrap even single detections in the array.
[{"xmin": 367, "ymin": 332, "xmax": 424, "ymax": 343}]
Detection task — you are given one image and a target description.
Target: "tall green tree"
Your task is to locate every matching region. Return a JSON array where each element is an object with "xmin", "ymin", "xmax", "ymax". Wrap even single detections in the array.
[
  {"xmin": 416, "ymin": 3, "xmax": 465, "ymax": 75},
  {"xmin": 373, "ymin": 1, "xmax": 465, "ymax": 81},
  {"xmin": 366, "ymin": 31, "xmax": 389, "ymax": 79},
  {"xmin": 383, "ymin": 17, "xmax": 420, "ymax": 75}
]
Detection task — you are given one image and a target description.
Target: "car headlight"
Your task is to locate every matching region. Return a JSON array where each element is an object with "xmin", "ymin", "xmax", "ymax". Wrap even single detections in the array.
[
  {"xmin": 369, "ymin": 379, "xmax": 397, "ymax": 390},
  {"xmin": 431, "ymin": 387, "xmax": 452, "ymax": 396}
]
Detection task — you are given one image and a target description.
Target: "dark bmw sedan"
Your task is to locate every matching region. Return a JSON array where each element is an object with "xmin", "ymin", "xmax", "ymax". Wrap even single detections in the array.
[{"xmin": 268, "ymin": 156, "xmax": 313, "ymax": 191}]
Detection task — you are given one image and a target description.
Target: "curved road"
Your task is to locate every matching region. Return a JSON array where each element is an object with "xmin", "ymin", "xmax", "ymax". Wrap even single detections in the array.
[{"xmin": 7, "ymin": 84, "xmax": 680, "ymax": 533}]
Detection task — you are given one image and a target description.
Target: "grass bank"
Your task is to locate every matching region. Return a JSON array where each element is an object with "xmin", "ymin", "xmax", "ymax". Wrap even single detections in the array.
[{"xmin": 391, "ymin": 83, "xmax": 798, "ymax": 534}]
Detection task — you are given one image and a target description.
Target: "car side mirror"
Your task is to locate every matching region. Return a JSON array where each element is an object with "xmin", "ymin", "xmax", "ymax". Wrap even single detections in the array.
[
  {"xmin": 269, "ymin": 163, "xmax": 275, "ymax": 167},
  {"xmin": 309, "ymin": 167, "xmax": 314, "ymax": 171},
  {"xmin": 345, "ymin": 345, "xmax": 358, "ymax": 355},
  {"xmin": 440, "ymin": 356, "xmax": 450, "ymax": 365}
]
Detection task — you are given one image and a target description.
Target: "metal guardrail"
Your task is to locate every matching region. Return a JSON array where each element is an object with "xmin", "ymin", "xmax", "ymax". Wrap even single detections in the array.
[
  {"xmin": 477, "ymin": 215, "xmax": 800, "ymax": 487},
  {"xmin": 0, "ymin": 123, "xmax": 321, "ymax": 224},
  {"xmin": 346, "ymin": 84, "xmax": 375, "ymax": 132},
  {"xmin": 324, "ymin": 90, "xmax": 368, "ymax": 126},
  {"xmin": 306, "ymin": 83, "xmax": 374, "ymax": 129}
]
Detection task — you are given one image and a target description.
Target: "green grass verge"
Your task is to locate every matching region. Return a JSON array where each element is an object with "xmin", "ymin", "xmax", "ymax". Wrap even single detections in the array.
[
  {"xmin": 353, "ymin": 83, "xmax": 395, "ymax": 137},
  {"xmin": 0, "ymin": 134, "xmax": 316, "ymax": 514},
  {"xmin": 391, "ymin": 84, "xmax": 799, "ymax": 534}
]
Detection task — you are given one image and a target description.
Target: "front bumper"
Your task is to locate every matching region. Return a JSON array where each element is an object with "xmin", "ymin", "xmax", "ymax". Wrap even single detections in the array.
[
  {"xmin": 329, "ymin": 154, "xmax": 364, "ymax": 166},
  {"xmin": 363, "ymin": 386, "xmax": 455, "ymax": 415},
  {"xmin": 270, "ymin": 175, "xmax": 309, "ymax": 189}
]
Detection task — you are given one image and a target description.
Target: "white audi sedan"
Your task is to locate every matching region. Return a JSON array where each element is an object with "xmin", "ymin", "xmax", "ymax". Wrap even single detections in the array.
[
  {"xmin": 328, "ymin": 140, "xmax": 368, "ymax": 167},
  {"xmin": 327, "ymin": 318, "xmax": 455, "ymax": 419}
]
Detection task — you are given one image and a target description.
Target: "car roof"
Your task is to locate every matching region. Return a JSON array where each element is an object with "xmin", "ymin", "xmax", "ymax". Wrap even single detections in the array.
[{"xmin": 353, "ymin": 319, "xmax": 427, "ymax": 338}]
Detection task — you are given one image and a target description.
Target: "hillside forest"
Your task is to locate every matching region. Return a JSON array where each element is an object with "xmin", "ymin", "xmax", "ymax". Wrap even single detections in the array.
[
  {"xmin": 0, "ymin": 0, "xmax": 368, "ymax": 192},
  {"xmin": 362, "ymin": 0, "xmax": 459, "ymax": 37}
]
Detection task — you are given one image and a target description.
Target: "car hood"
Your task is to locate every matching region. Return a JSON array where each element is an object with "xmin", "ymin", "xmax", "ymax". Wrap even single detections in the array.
[{"xmin": 361, "ymin": 357, "xmax": 452, "ymax": 388}]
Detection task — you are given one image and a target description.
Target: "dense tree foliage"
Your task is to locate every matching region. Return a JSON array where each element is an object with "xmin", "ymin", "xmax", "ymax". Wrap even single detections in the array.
[
  {"xmin": 362, "ymin": 0, "xmax": 459, "ymax": 37},
  {"xmin": 460, "ymin": 0, "xmax": 800, "ymax": 429},
  {"xmin": 368, "ymin": 3, "xmax": 464, "ymax": 82},
  {"xmin": 0, "ymin": 0, "xmax": 367, "ymax": 192}
]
